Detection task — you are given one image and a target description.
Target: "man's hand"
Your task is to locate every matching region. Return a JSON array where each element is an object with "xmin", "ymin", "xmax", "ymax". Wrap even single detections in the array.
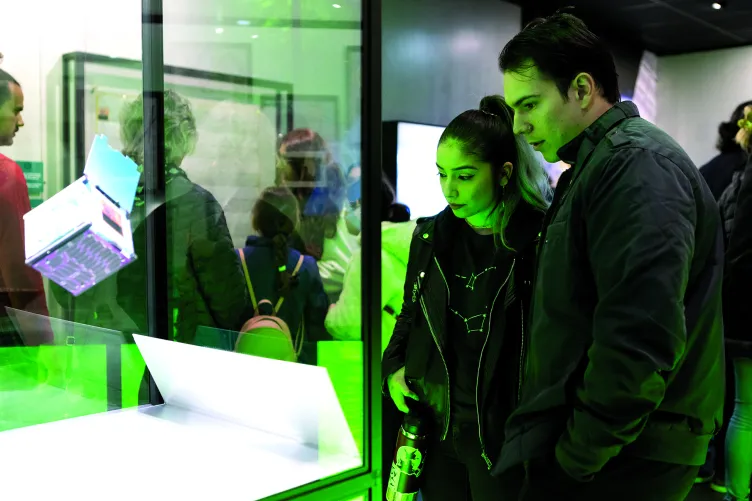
[{"xmin": 387, "ymin": 366, "xmax": 419, "ymax": 413}]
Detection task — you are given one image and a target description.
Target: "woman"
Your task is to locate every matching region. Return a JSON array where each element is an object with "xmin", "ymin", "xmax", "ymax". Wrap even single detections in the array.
[
  {"xmin": 325, "ymin": 174, "xmax": 415, "ymax": 349},
  {"xmin": 722, "ymin": 105, "xmax": 752, "ymax": 501},
  {"xmin": 116, "ymin": 90, "xmax": 251, "ymax": 345},
  {"xmin": 239, "ymin": 186, "xmax": 330, "ymax": 365},
  {"xmin": 700, "ymin": 100, "xmax": 752, "ymax": 201},
  {"xmin": 382, "ymin": 95, "xmax": 550, "ymax": 500},
  {"xmin": 276, "ymin": 128, "xmax": 357, "ymax": 303}
]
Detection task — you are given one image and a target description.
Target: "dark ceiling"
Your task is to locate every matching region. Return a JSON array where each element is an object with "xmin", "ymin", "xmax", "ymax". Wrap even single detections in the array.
[{"xmin": 506, "ymin": 0, "xmax": 752, "ymax": 56}]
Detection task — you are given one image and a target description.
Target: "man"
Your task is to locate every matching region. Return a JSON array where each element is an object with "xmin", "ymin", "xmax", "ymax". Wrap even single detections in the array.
[
  {"xmin": 495, "ymin": 12, "xmax": 725, "ymax": 500},
  {"xmin": 0, "ymin": 68, "xmax": 50, "ymax": 346}
]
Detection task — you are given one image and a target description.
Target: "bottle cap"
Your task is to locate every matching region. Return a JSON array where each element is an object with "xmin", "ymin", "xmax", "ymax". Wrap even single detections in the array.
[{"xmin": 402, "ymin": 412, "xmax": 426, "ymax": 437}]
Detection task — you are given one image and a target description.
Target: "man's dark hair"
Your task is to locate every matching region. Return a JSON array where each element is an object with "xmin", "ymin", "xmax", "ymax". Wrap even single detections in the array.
[
  {"xmin": 0, "ymin": 68, "xmax": 20, "ymax": 106},
  {"xmin": 717, "ymin": 100, "xmax": 752, "ymax": 153},
  {"xmin": 499, "ymin": 11, "xmax": 620, "ymax": 104}
]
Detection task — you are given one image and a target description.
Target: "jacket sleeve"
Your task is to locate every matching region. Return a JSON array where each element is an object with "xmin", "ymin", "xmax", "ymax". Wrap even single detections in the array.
[
  {"xmin": 303, "ymin": 256, "xmax": 332, "ymax": 343},
  {"xmin": 724, "ymin": 159, "xmax": 752, "ymax": 347},
  {"xmin": 324, "ymin": 248, "xmax": 363, "ymax": 341},
  {"xmin": 381, "ymin": 230, "xmax": 420, "ymax": 392},
  {"xmin": 556, "ymin": 149, "xmax": 696, "ymax": 480},
  {"xmin": 188, "ymin": 199, "xmax": 252, "ymax": 332}
]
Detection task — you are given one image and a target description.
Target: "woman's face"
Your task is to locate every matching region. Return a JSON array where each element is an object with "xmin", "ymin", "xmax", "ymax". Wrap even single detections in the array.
[{"xmin": 436, "ymin": 140, "xmax": 498, "ymax": 226}]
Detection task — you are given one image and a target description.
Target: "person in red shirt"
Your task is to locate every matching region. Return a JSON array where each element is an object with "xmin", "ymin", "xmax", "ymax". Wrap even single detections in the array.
[{"xmin": 0, "ymin": 68, "xmax": 51, "ymax": 346}]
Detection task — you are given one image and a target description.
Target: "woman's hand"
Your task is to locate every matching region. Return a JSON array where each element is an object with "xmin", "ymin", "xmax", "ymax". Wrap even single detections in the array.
[{"xmin": 387, "ymin": 366, "xmax": 419, "ymax": 413}]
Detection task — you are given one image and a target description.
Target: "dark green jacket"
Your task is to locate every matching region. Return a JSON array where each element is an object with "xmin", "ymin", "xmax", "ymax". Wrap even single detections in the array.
[
  {"xmin": 117, "ymin": 175, "xmax": 251, "ymax": 342},
  {"xmin": 495, "ymin": 102, "xmax": 725, "ymax": 481}
]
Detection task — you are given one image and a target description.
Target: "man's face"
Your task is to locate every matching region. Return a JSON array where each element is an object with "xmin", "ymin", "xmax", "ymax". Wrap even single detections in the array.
[
  {"xmin": 0, "ymin": 83, "xmax": 24, "ymax": 147},
  {"xmin": 504, "ymin": 64, "xmax": 585, "ymax": 163}
]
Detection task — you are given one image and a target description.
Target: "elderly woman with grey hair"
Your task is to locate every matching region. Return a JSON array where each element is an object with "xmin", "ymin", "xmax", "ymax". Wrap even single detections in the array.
[{"xmin": 116, "ymin": 90, "xmax": 251, "ymax": 345}]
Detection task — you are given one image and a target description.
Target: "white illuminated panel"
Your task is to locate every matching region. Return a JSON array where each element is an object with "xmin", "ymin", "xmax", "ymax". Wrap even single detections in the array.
[{"xmin": 395, "ymin": 122, "xmax": 448, "ymax": 219}]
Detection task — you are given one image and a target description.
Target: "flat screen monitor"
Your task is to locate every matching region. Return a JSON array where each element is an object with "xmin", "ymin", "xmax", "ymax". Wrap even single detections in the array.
[{"xmin": 383, "ymin": 121, "xmax": 447, "ymax": 219}]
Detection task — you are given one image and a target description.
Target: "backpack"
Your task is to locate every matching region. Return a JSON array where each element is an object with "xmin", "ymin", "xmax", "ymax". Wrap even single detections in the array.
[{"xmin": 235, "ymin": 248, "xmax": 305, "ymax": 362}]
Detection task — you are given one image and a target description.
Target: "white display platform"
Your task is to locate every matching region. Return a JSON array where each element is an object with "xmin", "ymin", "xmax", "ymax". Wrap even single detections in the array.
[{"xmin": 0, "ymin": 336, "xmax": 362, "ymax": 500}]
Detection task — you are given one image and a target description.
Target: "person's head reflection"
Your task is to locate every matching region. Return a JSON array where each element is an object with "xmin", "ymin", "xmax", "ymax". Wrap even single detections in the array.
[
  {"xmin": 276, "ymin": 128, "xmax": 333, "ymax": 199},
  {"xmin": 120, "ymin": 89, "xmax": 198, "ymax": 173},
  {"xmin": 275, "ymin": 128, "xmax": 346, "ymax": 259}
]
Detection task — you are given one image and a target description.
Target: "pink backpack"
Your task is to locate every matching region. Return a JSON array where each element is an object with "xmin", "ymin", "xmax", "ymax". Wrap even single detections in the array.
[{"xmin": 235, "ymin": 248, "xmax": 305, "ymax": 362}]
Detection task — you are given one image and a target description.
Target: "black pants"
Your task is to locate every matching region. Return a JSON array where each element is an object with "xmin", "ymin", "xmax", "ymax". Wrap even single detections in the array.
[
  {"xmin": 420, "ymin": 422, "xmax": 525, "ymax": 501},
  {"xmin": 520, "ymin": 453, "xmax": 699, "ymax": 501}
]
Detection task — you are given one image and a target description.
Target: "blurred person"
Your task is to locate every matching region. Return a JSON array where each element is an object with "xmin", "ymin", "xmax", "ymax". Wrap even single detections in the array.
[
  {"xmin": 0, "ymin": 68, "xmax": 51, "ymax": 347},
  {"xmin": 277, "ymin": 128, "xmax": 358, "ymax": 303},
  {"xmin": 325, "ymin": 173, "xmax": 414, "ymax": 348},
  {"xmin": 497, "ymin": 11, "xmax": 725, "ymax": 500},
  {"xmin": 324, "ymin": 172, "xmax": 413, "ymax": 501},
  {"xmin": 239, "ymin": 186, "xmax": 330, "ymax": 365},
  {"xmin": 719, "ymin": 105, "xmax": 752, "ymax": 245},
  {"xmin": 700, "ymin": 100, "xmax": 752, "ymax": 201},
  {"xmin": 698, "ymin": 101, "xmax": 752, "ymax": 490},
  {"xmin": 117, "ymin": 90, "xmax": 251, "ymax": 345},
  {"xmin": 381, "ymin": 95, "xmax": 551, "ymax": 501},
  {"xmin": 344, "ymin": 163, "xmax": 362, "ymax": 235},
  {"xmin": 720, "ymin": 106, "xmax": 752, "ymax": 501},
  {"xmin": 185, "ymin": 99, "xmax": 278, "ymax": 248}
]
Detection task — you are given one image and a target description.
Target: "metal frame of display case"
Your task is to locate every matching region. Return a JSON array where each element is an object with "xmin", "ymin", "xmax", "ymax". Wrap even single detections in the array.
[
  {"xmin": 68, "ymin": 0, "xmax": 381, "ymax": 496},
  {"xmin": 60, "ymin": 51, "xmax": 295, "ymax": 185}
]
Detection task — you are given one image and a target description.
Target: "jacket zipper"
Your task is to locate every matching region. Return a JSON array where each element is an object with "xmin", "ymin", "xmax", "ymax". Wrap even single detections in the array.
[
  {"xmin": 517, "ymin": 301, "xmax": 526, "ymax": 404},
  {"xmin": 476, "ymin": 259, "xmax": 515, "ymax": 470},
  {"xmin": 419, "ymin": 256, "xmax": 453, "ymax": 441}
]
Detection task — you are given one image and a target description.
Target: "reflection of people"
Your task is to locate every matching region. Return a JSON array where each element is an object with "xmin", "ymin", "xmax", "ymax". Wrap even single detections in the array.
[
  {"xmin": 721, "ymin": 106, "xmax": 752, "ymax": 501},
  {"xmin": 117, "ymin": 90, "xmax": 251, "ymax": 343},
  {"xmin": 277, "ymin": 128, "xmax": 357, "ymax": 302},
  {"xmin": 240, "ymin": 187, "xmax": 330, "ymax": 365},
  {"xmin": 325, "ymin": 173, "xmax": 414, "ymax": 348},
  {"xmin": 187, "ymin": 99, "xmax": 278, "ymax": 248},
  {"xmin": 382, "ymin": 95, "xmax": 550, "ymax": 501},
  {"xmin": 498, "ymin": 12, "xmax": 724, "ymax": 501},
  {"xmin": 0, "ymin": 68, "xmax": 51, "ymax": 346},
  {"xmin": 325, "ymin": 219, "xmax": 415, "ymax": 350},
  {"xmin": 700, "ymin": 100, "xmax": 752, "ymax": 201}
]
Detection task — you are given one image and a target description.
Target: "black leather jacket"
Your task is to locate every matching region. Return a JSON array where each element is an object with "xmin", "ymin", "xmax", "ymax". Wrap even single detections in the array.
[{"xmin": 382, "ymin": 204, "xmax": 543, "ymax": 470}]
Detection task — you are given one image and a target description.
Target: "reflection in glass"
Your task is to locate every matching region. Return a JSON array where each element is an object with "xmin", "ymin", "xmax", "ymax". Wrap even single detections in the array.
[
  {"xmin": 2, "ymin": 0, "xmax": 369, "ymax": 496},
  {"xmin": 118, "ymin": 89, "xmax": 251, "ymax": 345},
  {"xmin": 161, "ymin": 0, "xmax": 367, "ymax": 488},
  {"xmin": 236, "ymin": 186, "xmax": 330, "ymax": 365}
]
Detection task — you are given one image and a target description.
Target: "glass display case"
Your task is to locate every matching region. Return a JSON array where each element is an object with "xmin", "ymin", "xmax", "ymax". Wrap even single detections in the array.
[{"xmin": 0, "ymin": 0, "xmax": 382, "ymax": 498}]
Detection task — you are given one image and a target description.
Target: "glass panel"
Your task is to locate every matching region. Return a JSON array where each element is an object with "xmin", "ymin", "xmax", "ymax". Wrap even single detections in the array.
[
  {"xmin": 157, "ymin": 0, "xmax": 365, "ymax": 496},
  {"xmin": 0, "ymin": 6, "xmax": 147, "ymax": 433}
]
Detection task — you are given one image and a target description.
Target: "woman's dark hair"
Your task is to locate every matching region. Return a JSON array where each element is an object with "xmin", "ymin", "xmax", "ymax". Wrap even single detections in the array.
[
  {"xmin": 277, "ymin": 128, "xmax": 346, "ymax": 259},
  {"xmin": 252, "ymin": 187, "xmax": 300, "ymax": 294},
  {"xmin": 717, "ymin": 100, "xmax": 752, "ymax": 153},
  {"xmin": 499, "ymin": 11, "xmax": 620, "ymax": 105},
  {"xmin": 439, "ymin": 95, "xmax": 551, "ymax": 249}
]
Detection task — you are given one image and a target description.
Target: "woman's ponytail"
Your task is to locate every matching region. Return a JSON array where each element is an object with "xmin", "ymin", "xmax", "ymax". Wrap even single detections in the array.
[{"xmin": 272, "ymin": 233, "xmax": 292, "ymax": 294}]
